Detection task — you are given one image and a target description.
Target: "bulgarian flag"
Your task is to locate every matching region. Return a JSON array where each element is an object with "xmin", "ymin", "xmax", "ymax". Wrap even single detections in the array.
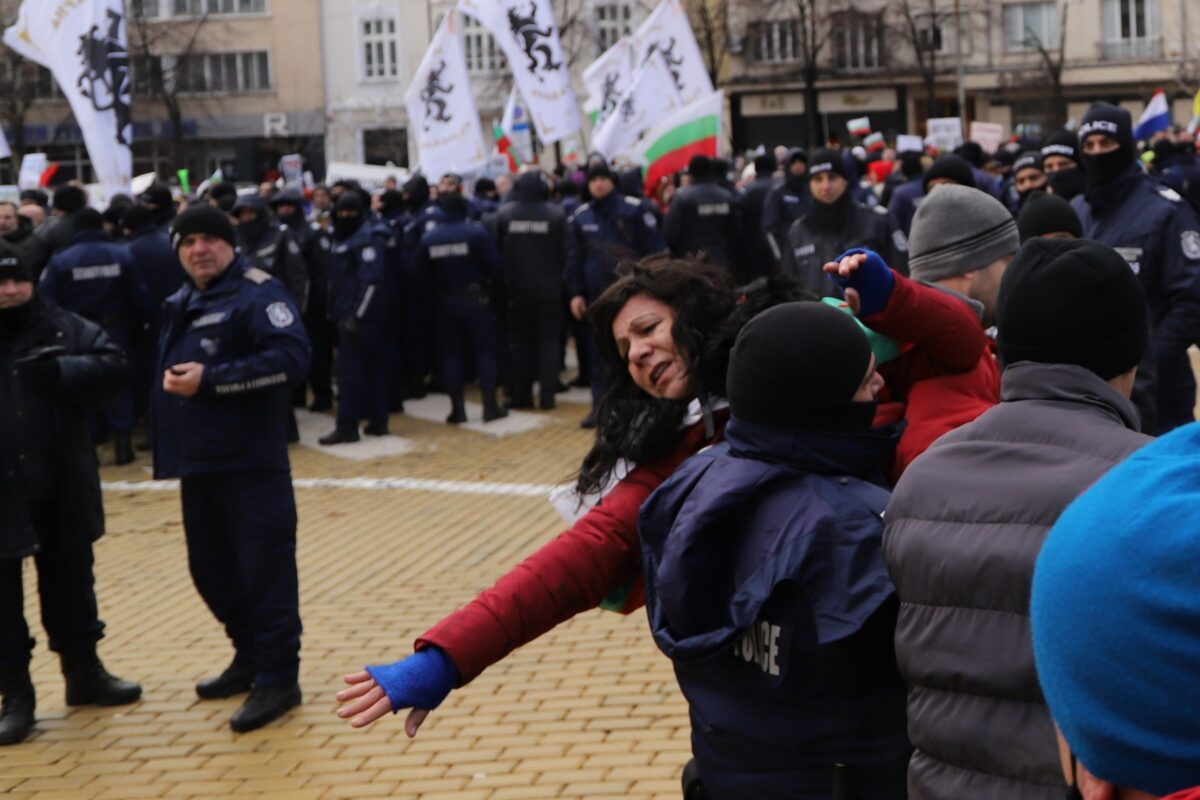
[
  {"xmin": 847, "ymin": 116, "xmax": 871, "ymax": 137},
  {"xmin": 493, "ymin": 121, "xmax": 520, "ymax": 172},
  {"xmin": 641, "ymin": 90, "xmax": 723, "ymax": 197}
]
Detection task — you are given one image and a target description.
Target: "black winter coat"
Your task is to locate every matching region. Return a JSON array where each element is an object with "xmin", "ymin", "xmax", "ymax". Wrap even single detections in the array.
[
  {"xmin": 0, "ymin": 297, "xmax": 127, "ymax": 558},
  {"xmin": 663, "ymin": 179, "xmax": 743, "ymax": 271},
  {"xmin": 781, "ymin": 201, "xmax": 905, "ymax": 297},
  {"xmin": 493, "ymin": 172, "xmax": 568, "ymax": 302}
]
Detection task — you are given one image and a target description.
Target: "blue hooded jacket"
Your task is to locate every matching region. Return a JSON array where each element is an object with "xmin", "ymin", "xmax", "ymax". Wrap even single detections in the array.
[{"xmin": 639, "ymin": 417, "xmax": 910, "ymax": 799}]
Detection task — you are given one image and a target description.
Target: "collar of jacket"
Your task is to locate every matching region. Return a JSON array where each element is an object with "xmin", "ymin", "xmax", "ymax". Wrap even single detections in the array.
[
  {"xmin": 1000, "ymin": 361, "xmax": 1142, "ymax": 432},
  {"xmin": 186, "ymin": 255, "xmax": 246, "ymax": 297},
  {"xmin": 724, "ymin": 416, "xmax": 899, "ymax": 478},
  {"xmin": 1083, "ymin": 161, "xmax": 1142, "ymax": 214},
  {"xmin": 592, "ymin": 191, "xmax": 620, "ymax": 215},
  {"xmin": 917, "ymin": 280, "xmax": 986, "ymax": 324}
]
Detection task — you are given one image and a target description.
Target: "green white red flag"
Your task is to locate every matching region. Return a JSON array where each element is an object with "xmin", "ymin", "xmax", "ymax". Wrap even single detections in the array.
[{"xmin": 640, "ymin": 91, "xmax": 723, "ymax": 196}]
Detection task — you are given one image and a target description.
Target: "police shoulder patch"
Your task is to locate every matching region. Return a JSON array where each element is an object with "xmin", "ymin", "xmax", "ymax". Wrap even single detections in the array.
[
  {"xmin": 288, "ymin": 239, "xmax": 301, "ymax": 255},
  {"xmin": 1159, "ymin": 187, "xmax": 1182, "ymax": 203},
  {"xmin": 892, "ymin": 229, "xmax": 909, "ymax": 253},
  {"xmin": 643, "ymin": 212, "xmax": 657, "ymax": 228},
  {"xmin": 1182, "ymin": 230, "xmax": 1200, "ymax": 260},
  {"xmin": 872, "ymin": 204, "xmax": 888, "ymax": 215},
  {"xmin": 266, "ymin": 301, "xmax": 295, "ymax": 328},
  {"xmin": 244, "ymin": 267, "xmax": 272, "ymax": 284},
  {"xmin": 362, "ymin": 246, "xmax": 377, "ymax": 262},
  {"xmin": 624, "ymin": 196, "xmax": 641, "ymax": 207}
]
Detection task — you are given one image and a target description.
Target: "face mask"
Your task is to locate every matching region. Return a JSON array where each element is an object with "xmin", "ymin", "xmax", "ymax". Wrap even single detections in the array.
[
  {"xmin": 1047, "ymin": 167, "xmax": 1087, "ymax": 200},
  {"xmin": 333, "ymin": 214, "xmax": 362, "ymax": 240},
  {"xmin": 1081, "ymin": 147, "xmax": 1133, "ymax": 187},
  {"xmin": 237, "ymin": 214, "xmax": 269, "ymax": 245}
]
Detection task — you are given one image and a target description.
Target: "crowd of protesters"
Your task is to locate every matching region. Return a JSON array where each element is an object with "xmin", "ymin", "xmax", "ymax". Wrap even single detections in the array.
[{"xmin": 2, "ymin": 100, "xmax": 1200, "ymax": 799}]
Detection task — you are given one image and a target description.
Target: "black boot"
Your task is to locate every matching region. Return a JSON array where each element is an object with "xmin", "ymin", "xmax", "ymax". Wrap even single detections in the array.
[
  {"xmin": 446, "ymin": 396, "xmax": 467, "ymax": 424},
  {"xmin": 196, "ymin": 654, "xmax": 255, "ymax": 700},
  {"xmin": 482, "ymin": 391, "xmax": 509, "ymax": 423},
  {"xmin": 318, "ymin": 428, "xmax": 360, "ymax": 445},
  {"xmin": 60, "ymin": 650, "xmax": 142, "ymax": 706},
  {"xmin": 114, "ymin": 430, "xmax": 135, "ymax": 465},
  {"xmin": 0, "ymin": 667, "xmax": 35, "ymax": 746},
  {"xmin": 363, "ymin": 421, "xmax": 389, "ymax": 436},
  {"xmin": 229, "ymin": 682, "xmax": 302, "ymax": 733}
]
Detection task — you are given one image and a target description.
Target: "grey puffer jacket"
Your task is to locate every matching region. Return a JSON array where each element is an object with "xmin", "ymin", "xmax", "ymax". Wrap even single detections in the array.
[{"xmin": 882, "ymin": 362, "xmax": 1152, "ymax": 799}]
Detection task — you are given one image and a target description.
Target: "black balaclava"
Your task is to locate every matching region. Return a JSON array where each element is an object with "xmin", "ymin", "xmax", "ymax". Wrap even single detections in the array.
[
  {"xmin": 806, "ymin": 149, "xmax": 853, "ymax": 230},
  {"xmin": 139, "ymin": 183, "xmax": 175, "ymax": 226},
  {"xmin": 783, "ymin": 148, "xmax": 808, "ymax": 193},
  {"xmin": 332, "ymin": 193, "xmax": 365, "ymax": 241},
  {"xmin": 1047, "ymin": 166, "xmax": 1087, "ymax": 201},
  {"xmin": 269, "ymin": 189, "xmax": 306, "ymax": 226},
  {"xmin": 401, "ymin": 174, "xmax": 430, "ymax": 212},
  {"xmin": 378, "ymin": 189, "xmax": 404, "ymax": 219},
  {"xmin": 232, "ymin": 195, "xmax": 271, "ymax": 246},
  {"xmin": 1078, "ymin": 102, "xmax": 1135, "ymax": 188},
  {"xmin": 436, "ymin": 191, "xmax": 469, "ymax": 219},
  {"xmin": 726, "ymin": 301, "xmax": 878, "ymax": 433}
]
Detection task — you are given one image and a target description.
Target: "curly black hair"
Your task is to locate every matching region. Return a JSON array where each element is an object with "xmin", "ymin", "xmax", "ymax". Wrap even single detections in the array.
[{"xmin": 575, "ymin": 255, "xmax": 806, "ymax": 496}]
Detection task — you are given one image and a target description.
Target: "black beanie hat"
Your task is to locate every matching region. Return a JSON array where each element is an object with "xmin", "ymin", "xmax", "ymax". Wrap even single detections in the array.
[
  {"xmin": 956, "ymin": 141, "xmax": 986, "ymax": 168},
  {"xmin": 120, "ymin": 204, "xmax": 155, "ymax": 231},
  {"xmin": 53, "ymin": 185, "xmax": 88, "ymax": 214},
  {"xmin": 996, "ymin": 238, "xmax": 1148, "ymax": 380},
  {"xmin": 923, "ymin": 154, "xmax": 977, "ymax": 193},
  {"xmin": 170, "ymin": 203, "xmax": 237, "ymax": 251},
  {"xmin": 1013, "ymin": 150, "xmax": 1045, "ymax": 177},
  {"xmin": 1079, "ymin": 102, "xmax": 1133, "ymax": 151},
  {"xmin": 1017, "ymin": 191, "xmax": 1083, "ymax": 242},
  {"xmin": 1041, "ymin": 129, "xmax": 1079, "ymax": 164},
  {"xmin": 899, "ymin": 151, "xmax": 924, "ymax": 179},
  {"xmin": 587, "ymin": 160, "xmax": 615, "ymax": 183},
  {"xmin": 727, "ymin": 301, "xmax": 875, "ymax": 432},
  {"xmin": 807, "ymin": 149, "xmax": 849, "ymax": 181},
  {"xmin": 74, "ymin": 207, "xmax": 104, "ymax": 231},
  {"xmin": 753, "ymin": 153, "xmax": 776, "ymax": 176},
  {"xmin": 436, "ymin": 191, "xmax": 469, "ymax": 216},
  {"xmin": 0, "ymin": 240, "xmax": 31, "ymax": 283},
  {"xmin": 139, "ymin": 183, "xmax": 173, "ymax": 210}
]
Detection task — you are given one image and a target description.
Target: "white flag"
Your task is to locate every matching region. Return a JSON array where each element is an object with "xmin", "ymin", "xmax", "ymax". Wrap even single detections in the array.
[
  {"xmin": 583, "ymin": 37, "xmax": 633, "ymax": 126},
  {"xmin": 630, "ymin": 0, "xmax": 714, "ymax": 106},
  {"xmin": 404, "ymin": 13, "xmax": 488, "ymax": 180},
  {"xmin": 4, "ymin": 0, "xmax": 131, "ymax": 194},
  {"xmin": 457, "ymin": 0, "xmax": 581, "ymax": 143},
  {"xmin": 591, "ymin": 52, "xmax": 684, "ymax": 163},
  {"xmin": 0, "ymin": 127, "xmax": 11, "ymax": 161},
  {"xmin": 501, "ymin": 87, "xmax": 533, "ymax": 164}
]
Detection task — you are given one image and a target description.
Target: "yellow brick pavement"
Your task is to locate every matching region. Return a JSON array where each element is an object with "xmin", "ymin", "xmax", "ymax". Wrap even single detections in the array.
[{"xmin": 2, "ymin": 398, "xmax": 692, "ymax": 800}]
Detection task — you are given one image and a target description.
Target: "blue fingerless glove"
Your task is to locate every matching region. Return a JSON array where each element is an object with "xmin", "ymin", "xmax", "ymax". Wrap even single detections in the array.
[
  {"xmin": 831, "ymin": 248, "xmax": 895, "ymax": 317},
  {"xmin": 365, "ymin": 646, "xmax": 459, "ymax": 713}
]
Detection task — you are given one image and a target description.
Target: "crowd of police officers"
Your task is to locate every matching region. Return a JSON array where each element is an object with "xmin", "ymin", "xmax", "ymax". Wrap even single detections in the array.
[{"xmin": 2, "ymin": 100, "xmax": 1200, "ymax": 743}]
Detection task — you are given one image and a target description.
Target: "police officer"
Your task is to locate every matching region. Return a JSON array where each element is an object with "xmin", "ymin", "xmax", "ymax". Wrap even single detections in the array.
[
  {"xmin": 0, "ymin": 246, "xmax": 142, "ymax": 745},
  {"xmin": 780, "ymin": 149, "xmax": 905, "ymax": 297},
  {"xmin": 566, "ymin": 160, "xmax": 667, "ymax": 427},
  {"xmin": 231, "ymin": 195, "xmax": 308, "ymax": 304},
  {"xmin": 138, "ymin": 182, "xmax": 177, "ymax": 236},
  {"xmin": 39, "ymin": 208, "xmax": 150, "ymax": 465},
  {"xmin": 888, "ymin": 152, "xmax": 926, "ymax": 241},
  {"xmin": 153, "ymin": 205, "xmax": 309, "ymax": 733},
  {"xmin": 0, "ymin": 201, "xmax": 49, "ymax": 279},
  {"xmin": 399, "ymin": 175, "xmax": 441, "ymax": 398},
  {"xmin": 664, "ymin": 155, "xmax": 743, "ymax": 274},
  {"xmin": 1154, "ymin": 135, "xmax": 1200, "ymax": 212},
  {"xmin": 1072, "ymin": 102, "xmax": 1200, "ymax": 434},
  {"xmin": 419, "ymin": 191, "xmax": 508, "ymax": 424},
  {"xmin": 760, "ymin": 148, "xmax": 811, "ymax": 266},
  {"xmin": 270, "ymin": 189, "xmax": 334, "ymax": 411},
  {"xmin": 1041, "ymin": 129, "xmax": 1087, "ymax": 201},
  {"xmin": 494, "ymin": 171, "xmax": 566, "ymax": 411},
  {"xmin": 740, "ymin": 153, "xmax": 780, "ymax": 281},
  {"xmin": 1010, "ymin": 151, "xmax": 1048, "ymax": 215},
  {"xmin": 320, "ymin": 193, "xmax": 391, "ymax": 444},
  {"xmin": 35, "ymin": 185, "xmax": 91, "ymax": 257}
]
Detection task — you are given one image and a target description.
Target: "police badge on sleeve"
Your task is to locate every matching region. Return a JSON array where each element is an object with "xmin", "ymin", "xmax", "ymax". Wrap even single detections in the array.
[
  {"xmin": 266, "ymin": 302, "xmax": 295, "ymax": 328},
  {"xmin": 1182, "ymin": 230, "xmax": 1200, "ymax": 260}
]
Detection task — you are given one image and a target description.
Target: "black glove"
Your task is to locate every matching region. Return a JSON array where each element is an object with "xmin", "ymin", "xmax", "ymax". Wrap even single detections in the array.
[{"xmin": 16, "ymin": 349, "xmax": 62, "ymax": 390}]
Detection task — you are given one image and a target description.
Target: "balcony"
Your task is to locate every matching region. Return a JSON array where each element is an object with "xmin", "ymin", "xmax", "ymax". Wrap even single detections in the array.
[{"xmin": 1100, "ymin": 36, "xmax": 1162, "ymax": 60}]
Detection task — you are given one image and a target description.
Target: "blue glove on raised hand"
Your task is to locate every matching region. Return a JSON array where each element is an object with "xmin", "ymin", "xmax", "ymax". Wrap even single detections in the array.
[
  {"xmin": 829, "ymin": 248, "xmax": 895, "ymax": 317},
  {"xmin": 365, "ymin": 645, "xmax": 459, "ymax": 713}
]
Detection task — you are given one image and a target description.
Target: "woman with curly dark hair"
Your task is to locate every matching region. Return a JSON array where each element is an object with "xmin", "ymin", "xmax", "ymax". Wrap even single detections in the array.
[{"xmin": 333, "ymin": 255, "xmax": 796, "ymax": 734}]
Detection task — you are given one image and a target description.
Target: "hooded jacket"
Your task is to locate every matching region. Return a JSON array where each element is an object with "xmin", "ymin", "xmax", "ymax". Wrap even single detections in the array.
[
  {"xmin": 663, "ymin": 177, "xmax": 743, "ymax": 271},
  {"xmin": 492, "ymin": 172, "xmax": 567, "ymax": 301},
  {"xmin": 640, "ymin": 417, "xmax": 909, "ymax": 800},
  {"xmin": 883, "ymin": 362, "xmax": 1152, "ymax": 800}
]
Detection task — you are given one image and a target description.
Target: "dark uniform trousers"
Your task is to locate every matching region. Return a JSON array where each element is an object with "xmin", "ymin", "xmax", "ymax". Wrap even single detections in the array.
[
  {"xmin": 439, "ymin": 294, "xmax": 498, "ymax": 400},
  {"xmin": 180, "ymin": 470, "xmax": 301, "ymax": 686},
  {"xmin": 509, "ymin": 295, "xmax": 562, "ymax": 406},
  {"xmin": 335, "ymin": 329, "xmax": 389, "ymax": 434},
  {"xmin": 0, "ymin": 501, "xmax": 104, "ymax": 670}
]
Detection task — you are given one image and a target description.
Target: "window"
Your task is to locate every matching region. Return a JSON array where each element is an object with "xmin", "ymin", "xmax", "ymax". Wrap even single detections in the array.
[
  {"xmin": 915, "ymin": 12, "xmax": 970, "ymax": 55},
  {"xmin": 747, "ymin": 20, "xmax": 798, "ymax": 64},
  {"xmin": 170, "ymin": 0, "xmax": 266, "ymax": 16},
  {"xmin": 831, "ymin": 11, "xmax": 884, "ymax": 70},
  {"xmin": 361, "ymin": 17, "xmax": 399, "ymax": 80},
  {"xmin": 593, "ymin": 1, "xmax": 633, "ymax": 56},
  {"xmin": 1102, "ymin": 0, "xmax": 1160, "ymax": 58},
  {"xmin": 463, "ymin": 16, "xmax": 508, "ymax": 75},
  {"xmin": 363, "ymin": 128, "xmax": 409, "ymax": 168},
  {"xmin": 166, "ymin": 51, "xmax": 271, "ymax": 93},
  {"xmin": 1003, "ymin": 2, "xmax": 1058, "ymax": 50}
]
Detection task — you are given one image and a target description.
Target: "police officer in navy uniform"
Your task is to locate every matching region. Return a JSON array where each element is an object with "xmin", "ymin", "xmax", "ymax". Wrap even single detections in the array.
[
  {"xmin": 780, "ymin": 149, "xmax": 906, "ymax": 298},
  {"xmin": 663, "ymin": 155, "xmax": 743, "ymax": 274},
  {"xmin": 739, "ymin": 153, "xmax": 780, "ymax": 282},
  {"xmin": 152, "ymin": 205, "xmax": 309, "ymax": 733},
  {"xmin": 566, "ymin": 160, "xmax": 667, "ymax": 427},
  {"xmin": 759, "ymin": 148, "xmax": 811, "ymax": 268},
  {"xmin": 231, "ymin": 195, "xmax": 308, "ymax": 305},
  {"xmin": 492, "ymin": 171, "xmax": 566, "ymax": 411},
  {"xmin": 320, "ymin": 193, "xmax": 391, "ymax": 444},
  {"xmin": 0, "ymin": 246, "xmax": 142, "ymax": 746},
  {"xmin": 418, "ymin": 191, "xmax": 508, "ymax": 424},
  {"xmin": 1072, "ymin": 102, "xmax": 1200, "ymax": 434},
  {"xmin": 39, "ymin": 208, "xmax": 151, "ymax": 465}
]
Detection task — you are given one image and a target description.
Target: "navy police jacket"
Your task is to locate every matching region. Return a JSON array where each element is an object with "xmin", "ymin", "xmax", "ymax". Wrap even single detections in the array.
[
  {"xmin": 1073, "ymin": 163, "xmax": 1200, "ymax": 433},
  {"xmin": 328, "ymin": 220, "xmax": 390, "ymax": 338},
  {"xmin": 417, "ymin": 212, "xmax": 503, "ymax": 299},
  {"xmin": 39, "ymin": 229, "xmax": 151, "ymax": 346},
  {"xmin": 152, "ymin": 258, "xmax": 310, "ymax": 479},
  {"xmin": 565, "ymin": 191, "xmax": 666, "ymax": 300},
  {"xmin": 639, "ymin": 417, "xmax": 910, "ymax": 800},
  {"xmin": 127, "ymin": 225, "xmax": 186, "ymax": 329}
]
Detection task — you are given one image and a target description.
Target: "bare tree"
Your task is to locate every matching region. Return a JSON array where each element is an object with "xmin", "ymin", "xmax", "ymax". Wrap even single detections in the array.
[
  {"xmin": 746, "ymin": 0, "xmax": 832, "ymax": 147},
  {"xmin": 1020, "ymin": 1, "xmax": 1069, "ymax": 130},
  {"xmin": 682, "ymin": 0, "xmax": 729, "ymax": 85},
  {"xmin": 126, "ymin": 4, "xmax": 212, "ymax": 173},
  {"xmin": 893, "ymin": 0, "xmax": 955, "ymax": 123}
]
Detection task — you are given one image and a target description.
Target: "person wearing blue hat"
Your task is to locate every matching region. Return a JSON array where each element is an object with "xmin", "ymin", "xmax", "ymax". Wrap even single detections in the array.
[{"xmin": 1033, "ymin": 422, "xmax": 1200, "ymax": 800}]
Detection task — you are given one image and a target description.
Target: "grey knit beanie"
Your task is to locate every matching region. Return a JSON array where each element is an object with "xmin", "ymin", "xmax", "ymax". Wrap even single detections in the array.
[{"xmin": 908, "ymin": 184, "xmax": 1020, "ymax": 282}]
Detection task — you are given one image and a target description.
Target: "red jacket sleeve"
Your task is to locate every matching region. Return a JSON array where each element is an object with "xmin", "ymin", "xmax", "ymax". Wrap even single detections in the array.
[
  {"xmin": 416, "ymin": 420, "xmax": 717, "ymax": 686},
  {"xmin": 865, "ymin": 272, "xmax": 989, "ymax": 400}
]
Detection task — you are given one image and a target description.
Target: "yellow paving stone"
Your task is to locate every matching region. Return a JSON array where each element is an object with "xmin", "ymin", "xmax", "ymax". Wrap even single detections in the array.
[
  {"xmin": 490, "ymin": 784, "xmax": 565, "ymax": 799},
  {"xmin": 93, "ymin": 786, "xmax": 168, "ymax": 799}
]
